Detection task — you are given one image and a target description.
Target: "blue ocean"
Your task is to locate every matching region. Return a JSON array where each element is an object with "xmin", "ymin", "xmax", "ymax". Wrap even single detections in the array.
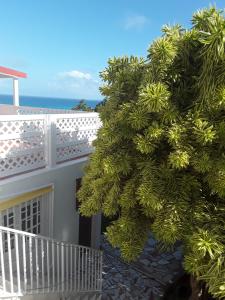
[{"xmin": 0, "ymin": 94, "xmax": 101, "ymax": 110}]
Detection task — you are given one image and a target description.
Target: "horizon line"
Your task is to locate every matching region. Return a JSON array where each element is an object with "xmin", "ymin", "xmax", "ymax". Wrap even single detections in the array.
[{"xmin": 0, "ymin": 93, "xmax": 103, "ymax": 102}]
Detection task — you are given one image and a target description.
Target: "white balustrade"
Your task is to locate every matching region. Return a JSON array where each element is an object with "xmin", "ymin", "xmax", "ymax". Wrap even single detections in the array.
[
  {"xmin": 0, "ymin": 113, "xmax": 101, "ymax": 178},
  {"xmin": 0, "ymin": 226, "xmax": 103, "ymax": 297},
  {"xmin": 0, "ymin": 115, "xmax": 46, "ymax": 178},
  {"xmin": 53, "ymin": 113, "xmax": 101, "ymax": 164},
  {"xmin": 17, "ymin": 106, "xmax": 79, "ymax": 115}
]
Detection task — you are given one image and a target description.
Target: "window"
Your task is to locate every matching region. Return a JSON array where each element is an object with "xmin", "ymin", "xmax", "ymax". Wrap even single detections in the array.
[
  {"xmin": 21, "ymin": 198, "xmax": 41, "ymax": 234},
  {"xmin": 0, "ymin": 188, "xmax": 53, "ymax": 239},
  {"xmin": 2, "ymin": 208, "xmax": 15, "ymax": 251},
  {"xmin": 3, "ymin": 209, "xmax": 14, "ymax": 228}
]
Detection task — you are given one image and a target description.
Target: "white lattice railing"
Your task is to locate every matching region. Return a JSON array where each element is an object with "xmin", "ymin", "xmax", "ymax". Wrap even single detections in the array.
[
  {"xmin": 17, "ymin": 106, "xmax": 79, "ymax": 115},
  {"xmin": 0, "ymin": 113, "xmax": 101, "ymax": 178},
  {"xmin": 0, "ymin": 115, "xmax": 46, "ymax": 178},
  {"xmin": 0, "ymin": 226, "xmax": 102, "ymax": 297},
  {"xmin": 0, "ymin": 104, "xmax": 79, "ymax": 115},
  {"xmin": 53, "ymin": 114, "xmax": 100, "ymax": 163}
]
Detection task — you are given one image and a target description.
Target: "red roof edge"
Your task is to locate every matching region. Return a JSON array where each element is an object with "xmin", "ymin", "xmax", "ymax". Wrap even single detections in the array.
[{"xmin": 0, "ymin": 66, "xmax": 27, "ymax": 78}]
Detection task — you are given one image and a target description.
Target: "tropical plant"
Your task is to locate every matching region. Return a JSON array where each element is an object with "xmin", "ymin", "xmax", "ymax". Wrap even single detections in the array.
[
  {"xmin": 78, "ymin": 7, "xmax": 225, "ymax": 299},
  {"xmin": 72, "ymin": 99, "xmax": 93, "ymax": 111},
  {"xmin": 94, "ymin": 98, "xmax": 107, "ymax": 112}
]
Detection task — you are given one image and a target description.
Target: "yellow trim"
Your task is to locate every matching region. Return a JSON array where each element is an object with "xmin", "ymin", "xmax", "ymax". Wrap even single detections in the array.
[{"xmin": 0, "ymin": 186, "xmax": 53, "ymax": 211}]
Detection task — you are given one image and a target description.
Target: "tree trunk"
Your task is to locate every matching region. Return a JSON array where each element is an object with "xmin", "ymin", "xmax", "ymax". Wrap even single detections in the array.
[
  {"xmin": 189, "ymin": 276, "xmax": 201, "ymax": 300},
  {"xmin": 189, "ymin": 276, "xmax": 210, "ymax": 300}
]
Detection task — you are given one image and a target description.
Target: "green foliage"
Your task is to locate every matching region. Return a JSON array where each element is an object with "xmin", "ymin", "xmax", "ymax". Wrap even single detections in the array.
[
  {"xmin": 78, "ymin": 7, "xmax": 225, "ymax": 298},
  {"xmin": 72, "ymin": 99, "xmax": 93, "ymax": 111},
  {"xmin": 193, "ymin": 118, "xmax": 216, "ymax": 145},
  {"xmin": 168, "ymin": 149, "xmax": 190, "ymax": 169},
  {"xmin": 139, "ymin": 83, "xmax": 170, "ymax": 113}
]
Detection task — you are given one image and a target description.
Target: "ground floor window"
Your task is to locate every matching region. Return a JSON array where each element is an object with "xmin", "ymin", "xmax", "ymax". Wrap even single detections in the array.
[
  {"xmin": 3, "ymin": 208, "xmax": 14, "ymax": 229},
  {"xmin": 2, "ymin": 208, "xmax": 15, "ymax": 252},
  {"xmin": 0, "ymin": 189, "xmax": 53, "ymax": 238},
  {"xmin": 21, "ymin": 198, "xmax": 41, "ymax": 234}
]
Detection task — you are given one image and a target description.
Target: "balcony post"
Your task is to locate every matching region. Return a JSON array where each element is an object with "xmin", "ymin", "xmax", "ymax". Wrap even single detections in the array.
[
  {"xmin": 13, "ymin": 78, "xmax": 19, "ymax": 106},
  {"xmin": 46, "ymin": 115, "xmax": 57, "ymax": 167}
]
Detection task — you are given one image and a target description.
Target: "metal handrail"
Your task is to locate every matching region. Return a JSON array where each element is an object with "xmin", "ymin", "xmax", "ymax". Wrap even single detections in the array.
[{"xmin": 0, "ymin": 226, "xmax": 103, "ymax": 297}]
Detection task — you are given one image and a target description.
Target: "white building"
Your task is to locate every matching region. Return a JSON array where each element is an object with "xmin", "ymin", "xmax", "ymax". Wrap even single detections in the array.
[{"xmin": 0, "ymin": 66, "xmax": 102, "ymax": 300}]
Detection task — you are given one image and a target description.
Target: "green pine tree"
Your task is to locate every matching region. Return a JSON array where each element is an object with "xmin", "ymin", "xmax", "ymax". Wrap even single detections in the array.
[{"xmin": 78, "ymin": 7, "xmax": 225, "ymax": 299}]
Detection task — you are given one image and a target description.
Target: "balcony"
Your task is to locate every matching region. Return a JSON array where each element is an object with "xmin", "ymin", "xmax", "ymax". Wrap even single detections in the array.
[{"xmin": 0, "ymin": 107, "xmax": 101, "ymax": 179}]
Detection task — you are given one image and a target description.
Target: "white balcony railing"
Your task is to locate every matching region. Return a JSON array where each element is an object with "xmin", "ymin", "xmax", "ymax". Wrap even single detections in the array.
[
  {"xmin": 0, "ymin": 113, "xmax": 101, "ymax": 179},
  {"xmin": 17, "ymin": 106, "xmax": 79, "ymax": 115},
  {"xmin": 0, "ymin": 226, "xmax": 102, "ymax": 297}
]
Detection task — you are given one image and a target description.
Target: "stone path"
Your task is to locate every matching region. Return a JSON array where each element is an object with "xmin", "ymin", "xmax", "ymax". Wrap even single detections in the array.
[{"xmin": 101, "ymin": 233, "xmax": 184, "ymax": 300}]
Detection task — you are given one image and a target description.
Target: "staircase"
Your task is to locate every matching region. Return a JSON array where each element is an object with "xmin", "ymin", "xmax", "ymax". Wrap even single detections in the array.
[{"xmin": 0, "ymin": 226, "xmax": 102, "ymax": 299}]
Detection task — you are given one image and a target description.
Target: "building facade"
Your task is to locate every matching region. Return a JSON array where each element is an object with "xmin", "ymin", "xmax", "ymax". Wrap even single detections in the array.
[{"xmin": 0, "ymin": 67, "xmax": 102, "ymax": 299}]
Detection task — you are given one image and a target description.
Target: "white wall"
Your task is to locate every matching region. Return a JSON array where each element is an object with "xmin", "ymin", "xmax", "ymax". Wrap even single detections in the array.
[{"xmin": 0, "ymin": 157, "xmax": 101, "ymax": 248}]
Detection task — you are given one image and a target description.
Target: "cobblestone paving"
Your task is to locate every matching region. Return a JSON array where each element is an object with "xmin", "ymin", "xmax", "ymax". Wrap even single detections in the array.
[{"xmin": 101, "ymin": 234, "xmax": 184, "ymax": 300}]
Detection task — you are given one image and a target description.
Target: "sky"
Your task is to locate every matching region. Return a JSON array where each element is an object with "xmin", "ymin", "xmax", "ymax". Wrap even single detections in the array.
[{"xmin": 0, "ymin": 0, "xmax": 224, "ymax": 100}]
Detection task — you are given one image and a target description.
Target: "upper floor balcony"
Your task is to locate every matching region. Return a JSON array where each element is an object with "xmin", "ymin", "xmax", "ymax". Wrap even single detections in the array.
[{"xmin": 0, "ymin": 104, "xmax": 101, "ymax": 180}]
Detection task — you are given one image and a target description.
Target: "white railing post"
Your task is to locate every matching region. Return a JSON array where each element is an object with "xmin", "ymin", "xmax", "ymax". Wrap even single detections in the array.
[
  {"xmin": 7, "ymin": 231, "xmax": 14, "ymax": 293},
  {"xmin": 22, "ymin": 235, "xmax": 27, "ymax": 293},
  {"xmin": 35, "ymin": 238, "xmax": 39, "ymax": 291},
  {"xmin": 52, "ymin": 242, "xmax": 55, "ymax": 292},
  {"xmin": 57, "ymin": 243, "xmax": 60, "ymax": 292},
  {"xmin": 46, "ymin": 115, "xmax": 57, "ymax": 167},
  {"xmin": 13, "ymin": 78, "xmax": 19, "ymax": 106},
  {"xmin": 15, "ymin": 233, "xmax": 21, "ymax": 294},
  {"xmin": 66, "ymin": 244, "xmax": 69, "ymax": 291},
  {"xmin": 99, "ymin": 251, "xmax": 103, "ymax": 291},
  {"xmin": 70, "ymin": 244, "xmax": 73, "ymax": 292},
  {"xmin": 78, "ymin": 247, "xmax": 80, "ymax": 292},
  {"xmin": 61, "ymin": 243, "xmax": 64, "ymax": 292},
  {"xmin": 0, "ymin": 231, "xmax": 6, "ymax": 293},
  {"xmin": 41, "ymin": 239, "xmax": 45, "ymax": 290},
  {"xmin": 74, "ymin": 246, "xmax": 77, "ymax": 291},
  {"xmin": 47, "ymin": 240, "xmax": 50, "ymax": 292},
  {"xmin": 29, "ymin": 236, "xmax": 33, "ymax": 291}
]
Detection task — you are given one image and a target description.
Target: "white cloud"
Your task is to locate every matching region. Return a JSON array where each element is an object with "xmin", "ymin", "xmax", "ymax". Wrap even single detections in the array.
[
  {"xmin": 59, "ymin": 70, "xmax": 92, "ymax": 80},
  {"xmin": 124, "ymin": 15, "xmax": 149, "ymax": 30},
  {"xmin": 48, "ymin": 70, "xmax": 101, "ymax": 99}
]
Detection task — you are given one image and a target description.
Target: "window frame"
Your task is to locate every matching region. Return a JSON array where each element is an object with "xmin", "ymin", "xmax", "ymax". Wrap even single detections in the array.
[{"xmin": 0, "ymin": 186, "xmax": 54, "ymax": 238}]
